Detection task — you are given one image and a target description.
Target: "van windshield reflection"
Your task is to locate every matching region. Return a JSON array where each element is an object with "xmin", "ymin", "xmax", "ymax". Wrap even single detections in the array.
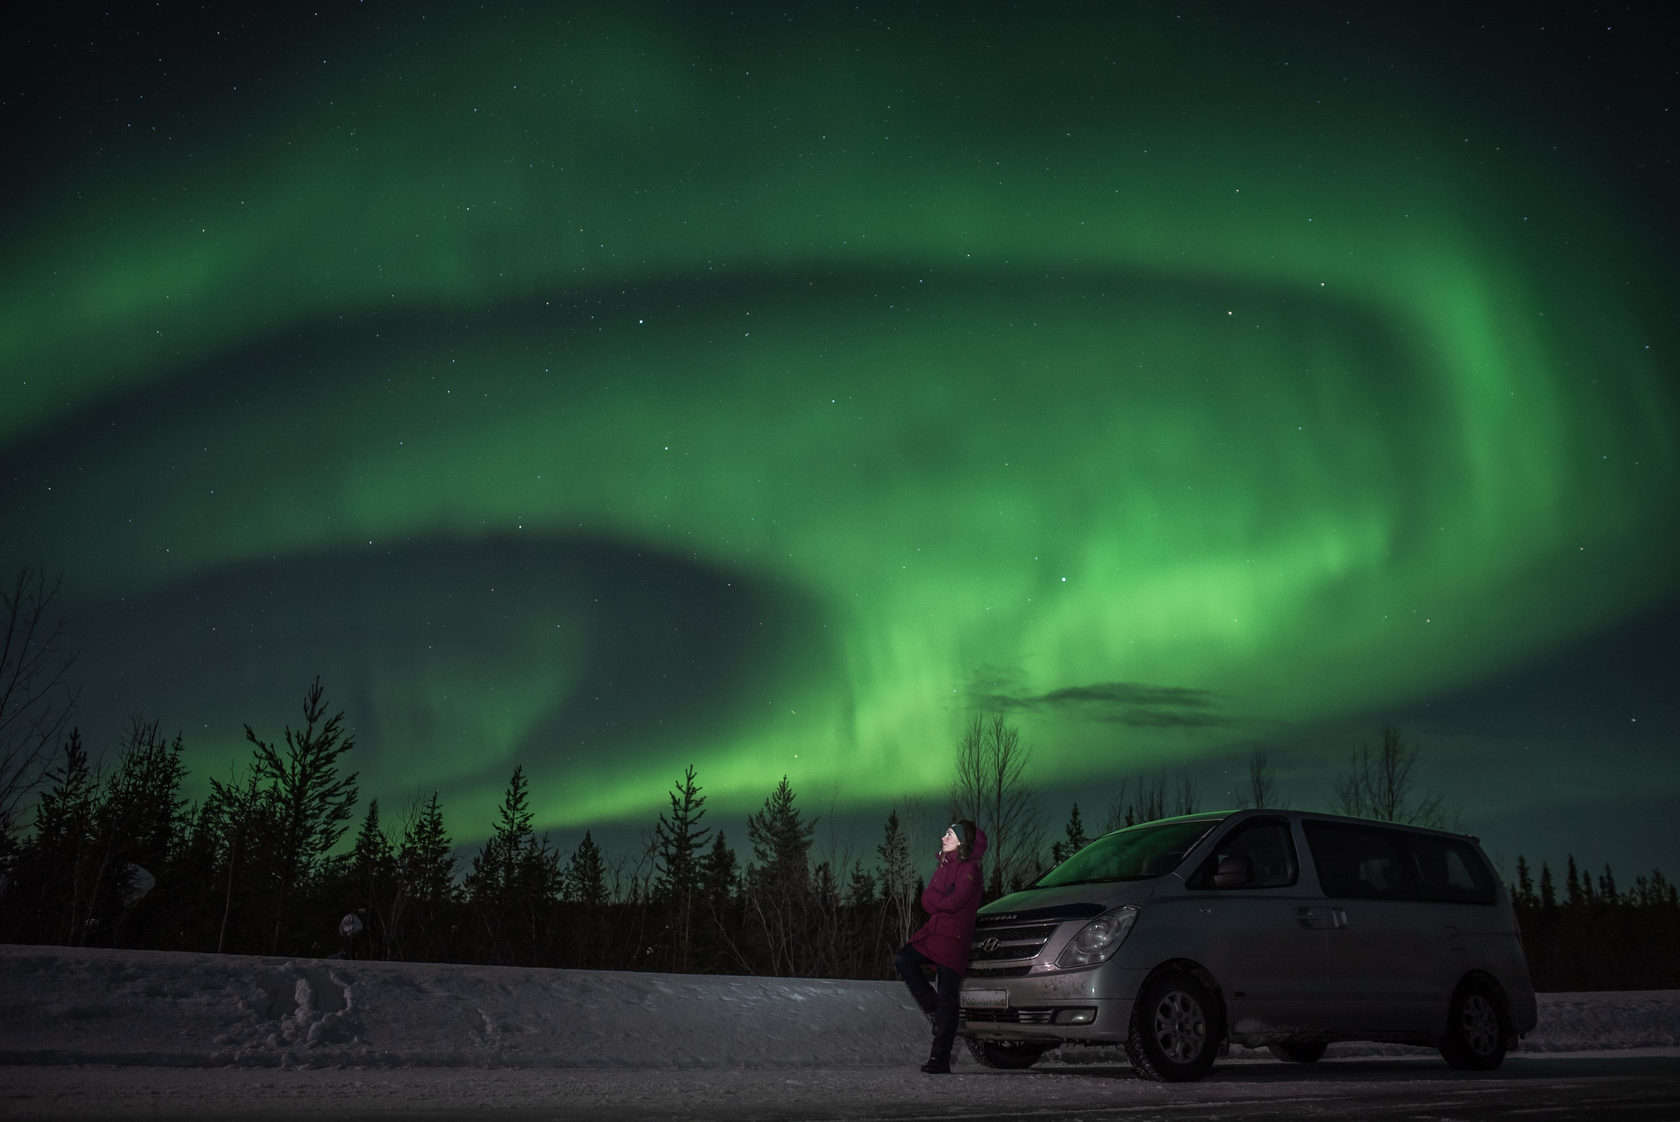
[{"xmin": 1033, "ymin": 818, "xmax": 1222, "ymax": 888}]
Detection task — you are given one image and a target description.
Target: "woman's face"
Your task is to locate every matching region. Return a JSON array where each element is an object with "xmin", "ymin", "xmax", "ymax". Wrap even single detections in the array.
[{"xmin": 942, "ymin": 825, "xmax": 961, "ymax": 853}]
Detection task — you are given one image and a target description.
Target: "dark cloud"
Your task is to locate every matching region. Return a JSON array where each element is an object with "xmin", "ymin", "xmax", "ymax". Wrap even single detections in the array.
[
  {"xmin": 61, "ymin": 534, "xmax": 836, "ymax": 805},
  {"xmin": 966, "ymin": 680, "xmax": 1233, "ymax": 729}
]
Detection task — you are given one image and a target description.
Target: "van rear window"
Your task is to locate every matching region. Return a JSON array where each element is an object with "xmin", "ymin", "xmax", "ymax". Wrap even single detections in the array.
[{"xmin": 1302, "ymin": 820, "xmax": 1496, "ymax": 905}]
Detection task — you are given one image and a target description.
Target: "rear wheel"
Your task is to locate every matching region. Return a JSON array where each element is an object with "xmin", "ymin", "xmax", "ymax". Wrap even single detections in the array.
[
  {"xmin": 1439, "ymin": 981, "xmax": 1508, "ymax": 1070},
  {"xmin": 1267, "ymin": 1039, "xmax": 1328, "ymax": 1064},
  {"xmin": 1125, "ymin": 970, "xmax": 1221, "ymax": 1082},
  {"xmin": 963, "ymin": 1038, "xmax": 1049, "ymax": 1069}
]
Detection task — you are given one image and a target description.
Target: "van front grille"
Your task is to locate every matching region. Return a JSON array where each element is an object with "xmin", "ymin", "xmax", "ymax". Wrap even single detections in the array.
[{"xmin": 970, "ymin": 918, "xmax": 1062, "ymax": 965}]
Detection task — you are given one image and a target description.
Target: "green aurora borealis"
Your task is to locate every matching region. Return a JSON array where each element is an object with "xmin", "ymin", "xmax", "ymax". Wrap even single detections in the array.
[{"xmin": 4, "ymin": 4, "xmax": 1675, "ymax": 871}]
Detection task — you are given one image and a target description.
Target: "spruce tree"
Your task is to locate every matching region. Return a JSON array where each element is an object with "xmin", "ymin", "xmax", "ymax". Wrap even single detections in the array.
[
  {"xmin": 243, "ymin": 677, "xmax": 359, "ymax": 952},
  {"xmin": 875, "ymin": 808, "xmax": 915, "ymax": 946},
  {"xmin": 566, "ymin": 830, "xmax": 607, "ymax": 908},
  {"xmin": 87, "ymin": 718, "xmax": 189, "ymax": 943},
  {"xmin": 347, "ymin": 798, "xmax": 395, "ymax": 957},
  {"xmin": 654, "ymin": 764, "xmax": 710, "ymax": 971},
  {"xmin": 745, "ymin": 775, "xmax": 814, "ymax": 975},
  {"xmin": 1051, "ymin": 802, "xmax": 1089, "ymax": 865},
  {"xmin": 394, "ymin": 791, "xmax": 456, "ymax": 960},
  {"xmin": 8, "ymin": 729, "xmax": 96, "ymax": 943}
]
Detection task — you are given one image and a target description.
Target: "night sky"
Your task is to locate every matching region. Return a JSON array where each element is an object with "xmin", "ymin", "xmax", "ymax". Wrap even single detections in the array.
[{"xmin": 4, "ymin": 4, "xmax": 1675, "ymax": 880}]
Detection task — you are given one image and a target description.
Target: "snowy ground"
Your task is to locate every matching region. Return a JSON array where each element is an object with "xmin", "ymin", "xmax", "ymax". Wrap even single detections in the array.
[{"xmin": 2, "ymin": 945, "xmax": 1677, "ymax": 1118}]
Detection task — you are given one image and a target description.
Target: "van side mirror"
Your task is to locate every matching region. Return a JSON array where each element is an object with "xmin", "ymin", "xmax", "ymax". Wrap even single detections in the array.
[{"xmin": 1212, "ymin": 855, "xmax": 1253, "ymax": 889}]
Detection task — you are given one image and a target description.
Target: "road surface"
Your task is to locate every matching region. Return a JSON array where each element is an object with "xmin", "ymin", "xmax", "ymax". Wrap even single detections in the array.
[{"xmin": 4, "ymin": 1052, "xmax": 1677, "ymax": 1121}]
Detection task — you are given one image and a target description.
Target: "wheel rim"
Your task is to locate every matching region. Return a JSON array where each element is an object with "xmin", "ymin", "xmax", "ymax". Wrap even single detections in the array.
[
  {"xmin": 1460, "ymin": 992, "xmax": 1500, "ymax": 1057},
  {"xmin": 1151, "ymin": 989, "xmax": 1207, "ymax": 1063}
]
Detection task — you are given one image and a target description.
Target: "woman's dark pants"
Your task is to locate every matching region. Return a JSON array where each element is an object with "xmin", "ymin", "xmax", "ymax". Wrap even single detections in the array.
[{"xmin": 894, "ymin": 943, "xmax": 962, "ymax": 1065}]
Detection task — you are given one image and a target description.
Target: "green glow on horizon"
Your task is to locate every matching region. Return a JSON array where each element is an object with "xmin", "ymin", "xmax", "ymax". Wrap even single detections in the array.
[{"xmin": 2, "ymin": 6, "xmax": 1673, "ymax": 843}]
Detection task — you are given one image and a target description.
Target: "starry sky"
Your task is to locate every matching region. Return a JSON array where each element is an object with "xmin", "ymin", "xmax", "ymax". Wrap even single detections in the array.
[{"xmin": 4, "ymin": 3, "xmax": 1675, "ymax": 880}]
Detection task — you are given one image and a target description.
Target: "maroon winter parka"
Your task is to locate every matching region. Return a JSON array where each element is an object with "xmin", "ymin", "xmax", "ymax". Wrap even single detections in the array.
[{"xmin": 907, "ymin": 826, "xmax": 988, "ymax": 974}]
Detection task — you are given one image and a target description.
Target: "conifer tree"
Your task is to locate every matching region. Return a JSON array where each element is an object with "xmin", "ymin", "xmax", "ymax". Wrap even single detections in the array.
[
  {"xmin": 203, "ymin": 763, "xmax": 274, "ymax": 954},
  {"xmin": 347, "ymin": 798, "xmax": 395, "ymax": 956},
  {"xmin": 747, "ymin": 775, "xmax": 813, "ymax": 893},
  {"xmin": 745, "ymin": 775, "xmax": 814, "ymax": 975},
  {"xmin": 566, "ymin": 830, "xmax": 607, "ymax": 908},
  {"xmin": 875, "ymin": 808, "xmax": 916, "ymax": 946},
  {"xmin": 86, "ymin": 718, "xmax": 188, "ymax": 943},
  {"xmin": 693, "ymin": 829, "xmax": 740, "ymax": 972},
  {"xmin": 243, "ymin": 677, "xmax": 359, "ymax": 952},
  {"xmin": 1513, "ymin": 855, "xmax": 1536, "ymax": 910},
  {"xmin": 467, "ymin": 766, "xmax": 535, "ymax": 905},
  {"xmin": 560, "ymin": 829, "xmax": 608, "ymax": 969},
  {"xmin": 654, "ymin": 764, "xmax": 710, "ymax": 971},
  {"xmin": 699, "ymin": 829, "xmax": 738, "ymax": 909},
  {"xmin": 393, "ymin": 791, "xmax": 456, "ymax": 960},
  {"xmin": 8, "ymin": 729, "xmax": 96, "ymax": 943},
  {"xmin": 466, "ymin": 765, "xmax": 561, "ymax": 964},
  {"xmin": 1051, "ymin": 802, "xmax": 1089, "ymax": 865}
]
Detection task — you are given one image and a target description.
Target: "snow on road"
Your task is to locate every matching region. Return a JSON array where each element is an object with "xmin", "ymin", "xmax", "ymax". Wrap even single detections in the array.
[{"xmin": 1, "ymin": 945, "xmax": 1676, "ymax": 1119}]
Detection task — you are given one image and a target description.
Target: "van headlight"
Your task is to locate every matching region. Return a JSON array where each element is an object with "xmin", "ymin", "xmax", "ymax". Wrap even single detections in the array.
[{"xmin": 1056, "ymin": 905, "xmax": 1139, "ymax": 969}]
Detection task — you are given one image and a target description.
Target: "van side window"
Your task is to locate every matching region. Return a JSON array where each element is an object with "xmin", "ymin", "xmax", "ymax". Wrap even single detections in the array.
[
  {"xmin": 1410, "ymin": 834, "xmax": 1497, "ymax": 904},
  {"xmin": 1197, "ymin": 820, "xmax": 1298, "ymax": 889},
  {"xmin": 1302, "ymin": 821, "xmax": 1419, "ymax": 900}
]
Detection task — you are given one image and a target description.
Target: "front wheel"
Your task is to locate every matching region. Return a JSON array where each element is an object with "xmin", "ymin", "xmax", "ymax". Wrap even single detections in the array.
[
  {"xmin": 963, "ymin": 1038, "xmax": 1049, "ymax": 1069},
  {"xmin": 1125, "ymin": 970, "xmax": 1222, "ymax": 1082},
  {"xmin": 1439, "ymin": 981, "xmax": 1508, "ymax": 1070}
]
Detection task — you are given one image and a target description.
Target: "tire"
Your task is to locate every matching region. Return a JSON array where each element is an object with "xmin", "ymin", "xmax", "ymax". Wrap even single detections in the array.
[
  {"xmin": 1439, "ymin": 981, "xmax": 1508, "ymax": 1070},
  {"xmin": 1125, "ymin": 970, "xmax": 1222, "ymax": 1082},
  {"xmin": 963, "ymin": 1038, "xmax": 1049, "ymax": 1069},
  {"xmin": 1267, "ymin": 1039, "xmax": 1328, "ymax": 1064}
]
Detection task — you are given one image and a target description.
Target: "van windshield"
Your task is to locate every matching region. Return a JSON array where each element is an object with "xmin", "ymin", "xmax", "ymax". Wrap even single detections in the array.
[{"xmin": 1034, "ymin": 818, "xmax": 1223, "ymax": 888}]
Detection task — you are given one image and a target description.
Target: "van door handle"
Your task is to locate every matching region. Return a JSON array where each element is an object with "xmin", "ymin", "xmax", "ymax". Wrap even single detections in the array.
[{"xmin": 1298, "ymin": 907, "xmax": 1346, "ymax": 930}]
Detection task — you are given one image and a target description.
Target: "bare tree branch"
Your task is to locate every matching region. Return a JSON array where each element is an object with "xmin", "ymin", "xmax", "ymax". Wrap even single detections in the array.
[
  {"xmin": 1333, "ymin": 725, "xmax": 1447, "ymax": 827},
  {"xmin": 950, "ymin": 713, "xmax": 1043, "ymax": 896},
  {"xmin": 0, "ymin": 565, "xmax": 79, "ymax": 838}
]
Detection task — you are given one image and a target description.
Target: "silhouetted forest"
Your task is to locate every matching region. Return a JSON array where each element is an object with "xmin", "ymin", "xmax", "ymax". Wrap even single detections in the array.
[{"xmin": 2, "ymin": 680, "xmax": 1675, "ymax": 992}]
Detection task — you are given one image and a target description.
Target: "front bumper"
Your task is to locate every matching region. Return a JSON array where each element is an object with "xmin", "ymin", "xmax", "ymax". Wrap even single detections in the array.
[{"xmin": 958, "ymin": 966, "xmax": 1147, "ymax": 1045}]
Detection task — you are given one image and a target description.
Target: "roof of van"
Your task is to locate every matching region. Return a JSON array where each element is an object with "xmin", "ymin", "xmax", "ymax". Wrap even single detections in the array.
[{"xmin": 1100, "ymin": 807, "xmax": 1482, "ymax": 845}]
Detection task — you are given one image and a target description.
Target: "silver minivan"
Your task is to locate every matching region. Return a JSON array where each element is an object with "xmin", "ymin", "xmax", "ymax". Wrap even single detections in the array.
[{"xmin": 958, "ymin": 809, "xmax": 1537, "ymax": 1081}]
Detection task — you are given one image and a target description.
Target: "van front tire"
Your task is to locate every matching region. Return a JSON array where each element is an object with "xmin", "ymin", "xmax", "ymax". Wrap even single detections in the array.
[
  {"xmin": 1126, "ymin": 970, "xmax": 1221, "ymax": 1082},
  {"xmin": 1439, "ymin": 980, "xmax": 1508, "ymax": 1071}
]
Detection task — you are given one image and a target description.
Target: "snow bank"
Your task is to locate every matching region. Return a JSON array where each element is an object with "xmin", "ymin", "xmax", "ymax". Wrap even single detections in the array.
[
  {"xmin": 0, "ymin": 946, "xmax": 928, "ymax": 1069},
  {"xmin": 1, "ymin": 945, "xmax": 1675, "ymax": 1070}
]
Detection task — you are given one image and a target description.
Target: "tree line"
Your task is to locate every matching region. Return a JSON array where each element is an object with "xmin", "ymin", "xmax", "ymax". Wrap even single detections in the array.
[
  {"xmin": 0, "ymin": 678, "xmax": 939, "ymax": 978},
  {"xmin": 2, "ymin": 569, "xmax": 1673, "ymax": 987},
  {"xmin": 2, "ymin": 683, "xmax": 1672, "ymax": 990}
]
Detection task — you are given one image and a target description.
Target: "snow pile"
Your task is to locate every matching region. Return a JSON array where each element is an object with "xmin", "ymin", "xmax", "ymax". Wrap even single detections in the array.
[
  {"xmin": 0, "ymin": 946, "xmax": 926, "ymax": 1069},
  {"xmin": 1, "ymin": 944, "xmax": 1676, "ymax": 1071}
]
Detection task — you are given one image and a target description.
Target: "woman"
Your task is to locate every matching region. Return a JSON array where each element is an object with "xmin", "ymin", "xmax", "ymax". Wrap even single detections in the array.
[{"xmin": 894, "ymin": 818, "xmax": 987, "ymax": 1074}]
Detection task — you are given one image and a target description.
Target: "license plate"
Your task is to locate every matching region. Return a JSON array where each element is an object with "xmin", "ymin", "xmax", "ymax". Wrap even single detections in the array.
[{"xmin": 961, "ymin": 987, "xmax": 1008, "ymax": 1010}]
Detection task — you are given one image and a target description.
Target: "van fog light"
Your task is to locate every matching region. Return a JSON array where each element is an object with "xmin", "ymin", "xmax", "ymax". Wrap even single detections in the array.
[{"xmin": 1055, "ymin": 1007, "xmax": 1097, "ymax": 1025}]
